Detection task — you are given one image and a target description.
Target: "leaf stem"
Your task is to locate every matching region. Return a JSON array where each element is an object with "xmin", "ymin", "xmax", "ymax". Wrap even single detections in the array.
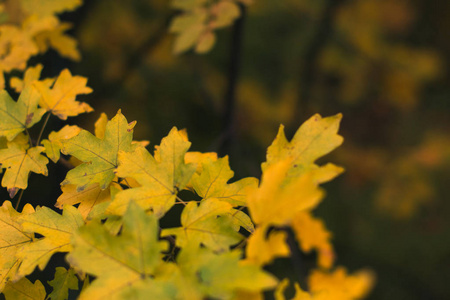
[
  {"xmin": 36, "ymin": 112, "xmax": 51, "ymax": 146},
  {"xmin": 176, "ymin": 196, "xmax": 187, "ymax": 206},
  {"xmin": 15, "ymin": 189, "xmax": 24, "ymax": 210}
]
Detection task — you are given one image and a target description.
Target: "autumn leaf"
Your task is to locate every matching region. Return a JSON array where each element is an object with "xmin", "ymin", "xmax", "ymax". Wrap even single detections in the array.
[
  {"xmin": 0, "ymin": 87, "xmax": 46, "ymax": 141},
  {"xmin": 15, "ymin": 205, "xmax": 84, "ymax": 279},
  {"xmin": 107, "ymin": 127, "xmax": 196, "ymax": 217},
  {"xmin": 162, "ymin": 199, "xmax": 242, "ymax": 252},
  {"xmin": 263, "ymin": 114, "xmax": 344, "ymax": 184},
  {"xmin": 190, "ymin": 156, "xmax": 258, "ymax": 206},
  {"xmin": 61, "ymin": 111, "xmax": 136, "ymax": 192},
  {"xmin": 67, "ymin": 202, "xmax": 171, "ymax": 300},
  {"xmin": 19, "ymin": 0, "xmax": 82, "ymax": 18},
  {"xmin": 0, "ymin": 201, "xmax": 34, "ymax": 291},
  {"xmin": 308, "ymin": 267, "xmax": 375, "ymax": 300},
  {"xmin": 245, "ymin": 226, "xmax": 290, "ymax": 266},
  {"xmin": 248, "ymin": 159, "xmax": 323, "ymax": 226},
  {"xmin": 275, "ymin": 278, "xmax": 311, "ymax": 300},
  {"xmin": 56, "ymin": 183, "xmax": 114, "ymax": 220},
  {"xmin": 177, "ymin": 243, "xmax": 278, "ymax": 299},
  {"xmin": 0, "ymin": 144, "xmax": 49, "ymax": 197},
  {"xmin": 41, "ymin": 125, "xmax": 81, "ymax": 163},
  {"xmin": 47, "ymin": 267, "xmax": 79, "ymax": 300},
  {"xmin": 10, "ymin": 64, "xmax": 53, "ymax": 93},
  {"xmin": 33, "ymin": 69, "xmax": 93, "ymax": 120},
  {"xmin": 34, "ymin": 22, "xmax": 81, "ymax": 61},
  {"xmin": 292, "ymin": 212, "xmax": 334, "ymax": 269},
  {"xmin": 2, "ymin": 277, "xmax": 46, "ymax": 300}
]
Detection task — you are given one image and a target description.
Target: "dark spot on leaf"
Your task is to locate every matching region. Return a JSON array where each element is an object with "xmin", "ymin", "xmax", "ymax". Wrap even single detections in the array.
[
  {"xmin": 25, "ymin": 113, "xmax": 34, "ymax": 126},
  {"xmin": 8, "ymin": 187, "xmax": 18, "ymax": 198},
  {"xmin": 293, "ymin": 164, "xmax": 298, "ymax": 167}
]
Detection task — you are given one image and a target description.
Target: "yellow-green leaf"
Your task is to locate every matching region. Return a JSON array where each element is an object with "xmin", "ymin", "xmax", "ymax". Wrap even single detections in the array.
[
  {"xmin": 177, "ymin": 244, "xmax": 278, "ymax": 299},
  {"xmin": 0, "ymin": 201, "xmax": 34, "ymax": 290},
  {"xmin": 9, "ymin": 64, "xmax": 49, "ymax": 93},
  {"xmin": 15, "ymin": 205, "xmax": 84, "ymax": 279},
  {"xmin": 109, "ymin": 127, "xmax": 196, "ymax": 217},
  {"xmin": 41, "ymin": 125, "xmax": 81, "ymax": 163},
  {"xmin": 191, "ymin": 156, "xmax": 258, "ymax": 206},
  {"xmin": 67, "ymin": 202, "xmax": 170, "ymax": 300},
  {"xmin": 61, "ymin": 111, "xmax": 136, "ymax": 191},
  {"xmin": 56, "ymin": 183, "xmax": 113, "ymax": 220},
  {"xmin": 2, "ymin": 277, "xmax": 46, "ymax": 300},
  {"xmin": 34, "ymin": 69, "xmax": 93, "ymax": 120},
  {"xmin": 263, "ymin": 114, "xmax": 344, "ymax": 184},
  {"xmin": 0, "ymin": 144, "xmax": 49, "ymax": 197},
  {"xmin": 47, "ymin": 267, "xmax": 79, "ymax": 300},
  {"xmin": 162, "ymin": 199, "xmax": 242, "ymax": 252},
  {"xmin": 0, "ymin": 87, "xmax": 46, "ymax": 141},
  {"xmin": 19, "ymin": 0, "xmax": 82, "ymax": 17}
]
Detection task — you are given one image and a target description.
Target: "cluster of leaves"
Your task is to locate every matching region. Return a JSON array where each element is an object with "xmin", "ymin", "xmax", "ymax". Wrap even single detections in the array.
[
  {"xmin": 0, "ymin": 0, "xmax": 82, "ymax": 89},
  {"xmin": 0, "ymin": 0, "xmax": 376, "ymax": 299},
  {"xmin": 170, "ymin": 0, "xmax": 251, "ymax": 54}
]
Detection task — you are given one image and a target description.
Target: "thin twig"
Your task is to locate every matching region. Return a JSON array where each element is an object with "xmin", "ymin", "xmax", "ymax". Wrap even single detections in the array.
[
  {"xmin": 36, "ymin": 112, "xmax": 51, "ymax": 146},
  {"xmin": 15, "ymin": 189, "xmax": 24, "ymax": 210}
]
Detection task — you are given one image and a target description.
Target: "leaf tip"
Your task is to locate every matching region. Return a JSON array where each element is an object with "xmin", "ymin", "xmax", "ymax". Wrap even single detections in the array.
[{"xmin": 8, "ymin": 187, "xmax": 19, "ymax": 198}]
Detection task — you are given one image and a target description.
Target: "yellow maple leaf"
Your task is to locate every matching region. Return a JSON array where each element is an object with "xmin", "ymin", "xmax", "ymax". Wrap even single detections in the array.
[
  {"xmin": 56, "ymin": 183, "xmax": 114, "ymax": 220},
  {"xmin": 15, "ymin": 205, "xmax": 84, "ymax": 280},
  {"xmin": 41, "ymin": 125, "xmax": 81, "ymax": 163},
  {"xmin": 61, "ymin": 111, "xmax": 136, "ymax": 191},
  {"xmin": 177, "ymin": 243, "xmax": 277, "ymax": 299},
  {"xmin": 34, "ymin": 22, "xmax": 80, "ymax": 61},
  {"xmin": 67, "ymin": 202, "xmax": 170, "ymax": 300},
  {"xmin": 263, "ymin": 114, "xmax": 344, "ymax": 185},
  {"xmin": 245, "ymin": 225, "xmax": 290, "ymax": 266},
  {"xmin": 10, "ymin": 64, "xmax": 54, "ymax": 93},
  {"xmin": 2, "ymin": 277, "xmax": 46, "ymax": 300},
  {"xmin": 275, "ymin": 278, "xmax": 312, "ymax": 300},
  {"xmin": 19, "ymin": 0, "xmax": 82, "ymax": 17},
  {"xmin": 308, "ymin": 267, "xmax": 375, "ymax": 300},
  {"xmin": 190, "ymin": 156, "xmax": 258, "ymax": 206},
  {"xmin": 0, "ymin": 144, "xmax": 48, "ymax": 197},
  {"xmin": 0, "ymin": 87, "xmax": 46, "ymax": 141},
  {"xmin": 106, "ymin": 127, "xmax": 197, "ymax": 217},
  {"xmin": 292, "ymin": 212, "xmax": 335, "ymax": 269},
  {"xmin": 33, "ymin": 69, "xmax": 93, "ymax": 120},
  {"xmin": 248, "ymin": 159, "xmax": 323, "ymax": 226},
  {"xmin": 0, "ymin": 201, "xmax": 34, "ymax": 290},
  {"xmin": 162, "ymin": 199, "xmax": 242, "ymax": 252}
]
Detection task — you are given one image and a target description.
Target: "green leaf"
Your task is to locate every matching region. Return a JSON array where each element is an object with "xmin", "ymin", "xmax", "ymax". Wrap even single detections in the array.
[
  {"xmin": 2, "ymin": 277, "xmax": 46, "ymax": 300},
  {"xmin": 15, "ymin": 205, "xmax": 84, "ymax": 279},
  {"xmin": 0, "ymin": 87, "xmax": 45, "ymax": 141},
  {"xmin": 61, "ymin": 110, "xmax": 136, "ymax": 191},
  {"xmin": 47, "ymin": 267, "xmax": 79, "ymax": 300}
]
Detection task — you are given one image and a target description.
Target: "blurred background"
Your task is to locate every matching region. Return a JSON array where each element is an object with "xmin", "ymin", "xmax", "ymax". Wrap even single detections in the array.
[{"xmin": 3, "ymin": 0, "xmax": 450, "ymax": 299}]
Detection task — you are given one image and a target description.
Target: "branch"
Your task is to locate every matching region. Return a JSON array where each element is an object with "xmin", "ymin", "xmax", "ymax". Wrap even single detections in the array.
[{"xmin": 218, "ymin": 4, "xmax": 247, "ymax": 156}]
